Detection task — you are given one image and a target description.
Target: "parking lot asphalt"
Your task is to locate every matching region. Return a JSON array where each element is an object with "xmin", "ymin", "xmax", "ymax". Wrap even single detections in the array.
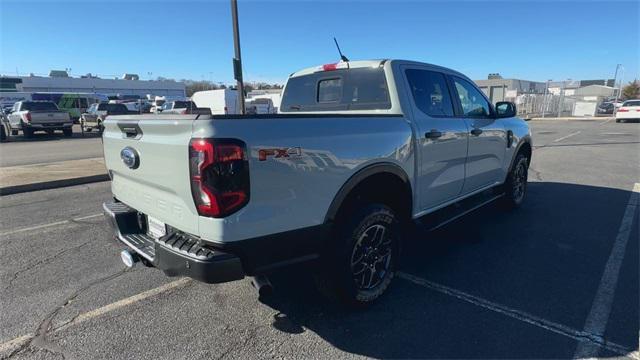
[
  {"xmin": 0, "ymin": 125, "xmax": 103, "ymax": 167},
  {"xmin": 0, "ymin": 118, "xmax": 638, "ymax": 359}
]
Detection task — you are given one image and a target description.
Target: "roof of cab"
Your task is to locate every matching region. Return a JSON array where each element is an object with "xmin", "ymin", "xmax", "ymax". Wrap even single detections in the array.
[
  {"xmin": 288, "ymin": 59, "xmax": 468, "ymax": 80},
  {"xmin": 289, "ymin": 59, "xmax": 388, "ymax": 78}
]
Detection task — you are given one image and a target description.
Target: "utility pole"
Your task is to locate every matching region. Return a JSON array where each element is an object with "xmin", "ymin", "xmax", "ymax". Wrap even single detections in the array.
[
  {"xmin": 612, "ymin": 64, "xmax": 621, "ymax": 98},
  {"xmin": 614, "ymin": 66, "xmax": 624, "ymax": 106},
  {"xmin": 231, "ymin": 0, "xmax": 245, "ymax": 114},
  {"xmin": 542, "ymin": 79, "xmax": 551, "ymax": 118}
]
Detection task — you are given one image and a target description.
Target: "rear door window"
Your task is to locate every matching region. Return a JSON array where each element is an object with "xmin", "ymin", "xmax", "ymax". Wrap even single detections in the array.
[{"xmin": 405, "ymin": 69, "xmax": 454, "ymax": 117}]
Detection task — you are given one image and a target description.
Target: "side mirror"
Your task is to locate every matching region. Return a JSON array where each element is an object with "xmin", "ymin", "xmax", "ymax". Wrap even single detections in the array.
[{"xmin": 495, "ymin": 101, "xmax": 516, "ymax": 118}]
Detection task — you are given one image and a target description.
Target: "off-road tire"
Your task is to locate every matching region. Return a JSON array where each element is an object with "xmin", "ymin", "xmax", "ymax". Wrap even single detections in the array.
[{"xmin": 315, "ymin": 204, "xmax": 399, "ymax": 306}]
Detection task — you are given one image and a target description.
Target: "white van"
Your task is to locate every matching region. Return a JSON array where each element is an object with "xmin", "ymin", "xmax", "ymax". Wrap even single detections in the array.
[{"xmin": 191, "ymin": 89, "xmax": 239, "ymax": 115}]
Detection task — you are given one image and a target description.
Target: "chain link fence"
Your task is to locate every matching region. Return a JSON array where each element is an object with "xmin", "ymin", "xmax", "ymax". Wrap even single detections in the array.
[{"xmin": 508, "ymin": 93, "xmax": 607, "ymax": 119}]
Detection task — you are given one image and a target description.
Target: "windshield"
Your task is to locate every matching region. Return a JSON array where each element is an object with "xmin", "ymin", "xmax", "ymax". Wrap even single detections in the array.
[
  {"xmin": 622, "ymin": 100, "xmax": 640, "ymax": 107},
  {"xmin": 22, "ymin": 102, "xmax": 59, "ymax": 111}
]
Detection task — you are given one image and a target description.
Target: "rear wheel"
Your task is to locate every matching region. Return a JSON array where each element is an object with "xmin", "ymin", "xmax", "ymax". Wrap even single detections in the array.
[
  {"xmin": 0, "ymin": 124, "xmax": 6, "ymax": 142},
  {"xmin": 315, "ymin": 204, "xmax": 399, "ymax": 306},
  {"xmin": 63, "ymin": 128, "xmax": 73, "ymax": 137},
  {"xmin": 23, "ymin": 128, "xmax": 34, "ymax": 138},
  {"xmin": 501, "ymin": 153, "xmax": 529, "ymax": 209}
]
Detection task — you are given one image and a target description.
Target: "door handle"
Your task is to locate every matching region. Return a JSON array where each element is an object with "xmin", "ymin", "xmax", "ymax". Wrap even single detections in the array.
[
  {"xmin": 425, "ymin": 130, "xmax": 443, "ymax": 139},
  {"xmin": 470, "ymin": 128, "xmax": 483, "ymax": 136}
]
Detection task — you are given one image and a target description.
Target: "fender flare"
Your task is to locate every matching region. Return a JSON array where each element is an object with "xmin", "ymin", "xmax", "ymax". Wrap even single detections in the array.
[
  {"xmin": 324, "ymin": 162, "xmax": 412, "ymax": 223},
  {"xmin": 508, "ymin": 136, "xmax": 532, "ymax": 173}
]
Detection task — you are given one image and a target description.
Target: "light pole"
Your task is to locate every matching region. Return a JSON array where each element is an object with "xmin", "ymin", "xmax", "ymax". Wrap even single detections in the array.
[
  {"xmin": 230, "ymin": 0, "xmax": 245, "ymax": 114},
  {"xmin": 614, "ymin": 66, "xmax": 625, "ymax": 107},
  {"xmin": 612, "ymin": 64, "xmax": 622, "ymax": 98},
  {"xmin": 542, "ymin": 79, "xmax": 551, "ymax": 118}
]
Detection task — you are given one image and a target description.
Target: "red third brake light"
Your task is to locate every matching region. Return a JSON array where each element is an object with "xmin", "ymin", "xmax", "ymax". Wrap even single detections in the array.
[
  {"xmin": 189, "ymin": 138, "xmax": 250, "ymax": 218},
  {"xmin": 322, "ymin": 63, "xmax": 338, "ymax": 71}
]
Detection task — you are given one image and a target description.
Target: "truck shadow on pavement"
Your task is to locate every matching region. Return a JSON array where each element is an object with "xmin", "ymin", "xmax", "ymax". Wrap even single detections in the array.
[{"xmin": 259, "ymin": 181, "xmax": 639, "ymax": 358}]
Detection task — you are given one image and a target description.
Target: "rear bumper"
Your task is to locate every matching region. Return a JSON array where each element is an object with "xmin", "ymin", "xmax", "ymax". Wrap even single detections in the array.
[
  {"xmin": 615, "ymin": 112, "xmax": 639, "ymax": 120},
  {"xmin": 24, "ymin": 122, "xmax": 73, "ymax": 129},
  {"xmin": 103, "ymin": 201, "xmax": 244, "ymax": 283}
]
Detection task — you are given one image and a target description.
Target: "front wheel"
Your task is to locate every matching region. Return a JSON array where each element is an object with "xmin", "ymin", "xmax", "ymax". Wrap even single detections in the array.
[
  {"xmin": 315, "ymin": 204, "xmax": 399, "ymax": 306},
  {"xmin": 501, "ymin": 153, "xmax": 529, "ymax": 209}
]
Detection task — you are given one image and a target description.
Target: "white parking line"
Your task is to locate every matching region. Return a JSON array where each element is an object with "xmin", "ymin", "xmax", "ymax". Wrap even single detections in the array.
[
  {"xmin": 0, "ymin": 278, "xmax": 191, "ymax": 355},
  {"xmin": 598, "ymin": 118, "xmax": 615, "ymax": 126},
  {"xmin": 72, "ymin": 213, "xmax": 103, "ymax": 221},
  {"xmin": 0, "ymin": 213, "xmax": 102, "ymax": 237},
  {"xmin": 573, "ymin": 183, "xmax": 640, "ymax": 358},
  {"xmin": 554, "ymin": 131, "xmax": 581, "ymax": 142},
  {"xmin": 397, "ymin": 272, "xmax": 636, "ymax": 358}
]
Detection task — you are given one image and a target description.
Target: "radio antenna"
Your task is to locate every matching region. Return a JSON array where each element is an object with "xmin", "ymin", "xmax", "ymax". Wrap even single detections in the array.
[{"xmin": 333, "ymin": 37, "xmax": 349, "ymax": 62}]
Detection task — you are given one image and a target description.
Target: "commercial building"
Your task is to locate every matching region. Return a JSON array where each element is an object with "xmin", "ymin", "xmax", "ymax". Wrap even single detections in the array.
[
  {"xmin": 475, "ymin": 75, "xmax": 547, "ymax": 103},
  {"xmin": 0, "ymin": 71, "xmax": 185, "ymax": 97}
]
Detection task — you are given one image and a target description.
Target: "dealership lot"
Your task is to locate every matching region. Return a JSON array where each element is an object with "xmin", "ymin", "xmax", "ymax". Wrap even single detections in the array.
[
  {"xmin": 0, "ymin": 119, "xmax": 638, "ymax": 359},
  {"xmin": 0, "ymin": 125, "xmax": 102, "ymax": 167}
]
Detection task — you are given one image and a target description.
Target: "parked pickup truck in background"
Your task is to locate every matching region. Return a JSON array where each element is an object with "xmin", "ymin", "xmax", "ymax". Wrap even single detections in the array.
[
  {"xmin": 81, "ymin": 103, "xmax": 131, "ymax": 133},
  {"xmin": 102, "ymin": 59, "xmax": 532, "ymax": 306},
  {"xmin": 6, "ymin": 101, "xmax": 73, "ymax": 138}
]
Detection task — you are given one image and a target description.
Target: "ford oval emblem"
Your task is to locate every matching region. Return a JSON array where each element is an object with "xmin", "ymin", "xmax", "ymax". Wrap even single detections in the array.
[{"xmin": 120, "ymin": 147, "xmax": 139, "ymax": 169}]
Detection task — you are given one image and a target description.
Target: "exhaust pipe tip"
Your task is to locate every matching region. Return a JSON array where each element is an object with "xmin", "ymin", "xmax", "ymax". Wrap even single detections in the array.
[
  {"xmin": 120, "ymin": 249, "xmax": 139, "ymax": 268},
  {"xmin": 250, "ymin": 276, "xmax": 273, "ymax": 298}
]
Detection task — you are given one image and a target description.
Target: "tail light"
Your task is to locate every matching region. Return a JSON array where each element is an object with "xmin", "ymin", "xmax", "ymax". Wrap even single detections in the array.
[
  {"xmin": 23, "ymin": 112, "xmax": 31, "ymax": 122},
  {"xmin": 224, "ymin": 106, "xmax": 228, "ymax": 115},
  {"xmin": 189, "ymin": 138, "xmax": 250, "ymax": 218},
  {"xmin": 617, "ymin": 108, "xmax": 629, "ymax": 112},
  {"xmin": 181, "ymin": 109, "xmax": 187, "ymax": 114}
]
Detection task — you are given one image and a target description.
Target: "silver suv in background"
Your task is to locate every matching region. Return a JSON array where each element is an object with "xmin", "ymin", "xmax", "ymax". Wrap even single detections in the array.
[{"xmin": 81, "ymin": 103, "xmax": 131, "ymax": 133}]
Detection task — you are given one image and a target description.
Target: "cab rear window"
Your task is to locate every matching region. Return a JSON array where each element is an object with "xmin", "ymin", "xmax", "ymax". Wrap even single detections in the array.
[
  {"xmin": 281, "ymin": 67, "xmax": 391, "ymax": 112},
  {"xmin": 22, "ymin": 102, "xmax": 58, "ymax": 111}
]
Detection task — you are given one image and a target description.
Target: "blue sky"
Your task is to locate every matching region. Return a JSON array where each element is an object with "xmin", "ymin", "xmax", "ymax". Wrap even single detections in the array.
[{"xmin": 1, "ymin": 0, "xmax": 638, "ymax": 84}]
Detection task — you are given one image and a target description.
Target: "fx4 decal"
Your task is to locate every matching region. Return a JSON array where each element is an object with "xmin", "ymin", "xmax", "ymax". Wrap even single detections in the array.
[{"xmin": 258, "ymin": 147, "xmax": 302, "ymax": 161}]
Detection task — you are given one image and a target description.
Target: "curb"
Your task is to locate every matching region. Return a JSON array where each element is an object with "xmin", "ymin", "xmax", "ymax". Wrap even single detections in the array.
[
  {"xmin": 0, "ymin": 174, "xmax": 110, "ymax": 196},
  {"xmin": 528, "ymin": 117, "xmax": 613, "ymax": 121}
]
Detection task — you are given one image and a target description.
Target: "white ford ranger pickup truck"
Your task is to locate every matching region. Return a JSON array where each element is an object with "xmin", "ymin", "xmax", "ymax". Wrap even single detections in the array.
[{"xmin": 102, "ymin": 59, "xmax": 532, "ymax": 305}]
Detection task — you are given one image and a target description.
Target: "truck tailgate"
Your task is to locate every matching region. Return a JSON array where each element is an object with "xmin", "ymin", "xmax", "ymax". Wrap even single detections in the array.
[
  {"xmin": 30, "ymin": 111, "xmax": 70, "ymax": 124},
  {"xmin": 102, "ymin": 115, "xmax": 200, "ymax": 235}
]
